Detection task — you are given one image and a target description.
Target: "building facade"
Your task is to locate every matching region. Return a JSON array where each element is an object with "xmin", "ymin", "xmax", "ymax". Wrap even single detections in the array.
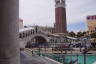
[
  {"xmin": 87, "ymin": 15, "xmax": 96, "ymax": 33},
  {"xmin": 54, "ymin": 0, "xmax": 67, "ymax": 33}
]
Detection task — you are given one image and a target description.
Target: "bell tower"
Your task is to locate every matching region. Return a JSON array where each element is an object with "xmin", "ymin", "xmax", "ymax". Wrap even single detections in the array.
[{"xmin": 54, "ymin": 0, "xmax": 67, "ymax": 33}]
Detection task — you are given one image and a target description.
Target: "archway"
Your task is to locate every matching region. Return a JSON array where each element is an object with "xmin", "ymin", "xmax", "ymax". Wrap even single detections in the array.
[
  {"xmin": 25, "ymin": 35, "xmax": 48, "ymax": 48},
  {"xmin": 34, "ymin": 36, "xmax": 47, "ymax": 46}
]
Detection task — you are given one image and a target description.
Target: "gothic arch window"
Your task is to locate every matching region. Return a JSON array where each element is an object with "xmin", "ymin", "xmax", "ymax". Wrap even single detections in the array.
[{"xmin": 19, "ymin": 33, "xmax": 22, "ymax": 38}]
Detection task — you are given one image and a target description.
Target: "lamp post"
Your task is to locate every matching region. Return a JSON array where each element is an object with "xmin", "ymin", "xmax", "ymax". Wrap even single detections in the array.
[
  {"xmin": 70, "ymin": 39, "xmax": 73, "ymax": 64},
  {"xmin": 84, "ymin": 43, "xmax": 87, "ymax": 64},
  {"xmin": 79, "ymin": 38, "xmax": 82, "ymax": 52},
  {"xmin": 76, "ymin": 54, "xmax": 79, "ymax": 64},
  {"xmin": 81, "ymin": 34, "xmax": 91, "ymax": 64},
  {"xmin": 38, "ymin": 45, "xmax": 40, "ymax": 56},
  {"xmin": 83, "ymin": 38, "xmax": 87, "ymax": 64}
]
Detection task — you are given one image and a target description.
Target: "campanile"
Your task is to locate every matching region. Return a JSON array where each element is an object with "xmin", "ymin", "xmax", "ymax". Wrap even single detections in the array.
[{"xmin": 54, "ymin": 0, "xmax": 67, "ymax": 33}]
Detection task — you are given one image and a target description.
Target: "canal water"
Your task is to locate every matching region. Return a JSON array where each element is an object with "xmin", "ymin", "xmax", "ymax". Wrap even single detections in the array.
[
  {"xmin": 65, "ymin": 54, "xmax": 96, "ymax": 64},
  {"xmin": 39, "ymin": 53, "xmax": 96, "ymax": 64}
]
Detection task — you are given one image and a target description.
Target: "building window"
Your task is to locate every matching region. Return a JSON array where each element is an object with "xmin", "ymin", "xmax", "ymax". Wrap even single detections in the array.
[
  {"xmin": 95, "ymin": 16, "xmax": 96, "ymax": 19},
  {"xmin": 87, "ymin": 16, "xmax": 90, "ymax": 20},
  {"xmin": 91, "ymin": 16, "xmax": 94, "ymax": 20},
  {"xmin": 95, "ymin": 27, "xmax": 96, "ymax": 31}
]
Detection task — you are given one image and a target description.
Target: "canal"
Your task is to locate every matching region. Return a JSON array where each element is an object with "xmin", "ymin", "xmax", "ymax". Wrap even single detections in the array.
[{"xmin": 39, "ymin": 53, "xmax": 96, "ymax": 64}]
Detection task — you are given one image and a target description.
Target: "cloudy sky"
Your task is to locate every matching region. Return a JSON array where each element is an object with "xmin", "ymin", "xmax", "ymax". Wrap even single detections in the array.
[{"xmin": 19, "ymin": 0, "xmax": 96, "ymax": 32}]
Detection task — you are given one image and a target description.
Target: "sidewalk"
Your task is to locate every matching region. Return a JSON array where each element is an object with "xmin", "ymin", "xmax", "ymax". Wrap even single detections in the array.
[{"xmin": 20, "ymin": 51, "xmax": 63, "ymax": 64}]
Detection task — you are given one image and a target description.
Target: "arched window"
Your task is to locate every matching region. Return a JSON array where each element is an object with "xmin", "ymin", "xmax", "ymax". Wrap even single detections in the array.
[
  {"xmin": 19, "ymin": 33, "xmax": 22, "ymax": 38},
  {"xmin": 23, "ymin": 33, "xmax": 25, "ymax": 38}
]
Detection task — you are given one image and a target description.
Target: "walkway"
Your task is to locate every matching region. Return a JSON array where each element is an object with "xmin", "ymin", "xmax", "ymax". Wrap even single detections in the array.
[{"xmin": 20, "ymin": 51, "xmax": 62, "ymax": 64}]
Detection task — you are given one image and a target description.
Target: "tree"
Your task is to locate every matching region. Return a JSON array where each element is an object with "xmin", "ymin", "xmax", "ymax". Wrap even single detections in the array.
[
  {"xmin": 82, "ymin": 32, "xmax": 87, "ymax": 35},
  {"xmin": 90, "ymin": 32, "xmax": 96, "ymax": 38},
  {"xmin": 77, "ymin": 32, "xmax": 84, "ymax": 37},
  {"xmin": 68, "ymin": 31, "xmax": 76, "ymax": 37}
]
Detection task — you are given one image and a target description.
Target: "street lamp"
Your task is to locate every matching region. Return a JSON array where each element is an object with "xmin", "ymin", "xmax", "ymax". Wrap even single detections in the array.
[
  {"xmin": 69, "ymin": 39, "xmax": 73, "ymax": 64},
  {"xmin": 76, "ymin": 54, "xmax": 79, "ymax": 64},
  {"xmin": 82, "ymin": 38, "xmax": 88, "ymax": 64},
  {"xmin": 38, "ymin": 45, "xmax": 41, "ymax": 56},
  {"xmin": 83, "ymin": 43, "xmax": 87, "ymax": 64}
]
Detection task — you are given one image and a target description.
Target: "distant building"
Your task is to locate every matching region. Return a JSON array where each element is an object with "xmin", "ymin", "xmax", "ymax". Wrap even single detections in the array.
[
  {"xmin": 32, "ymin": 25, "xmax": 55, "ymax": 34},
  {"xmin": 54, "ymin": 0, "xmax": 67, "ymax": 33},
  {"xmin": 87, "ymin": 15, "xmax": 96, "ymax": 33},
  {"xmin": 19, "ymin": 19, "xmax": 23, "ymax": 29}
]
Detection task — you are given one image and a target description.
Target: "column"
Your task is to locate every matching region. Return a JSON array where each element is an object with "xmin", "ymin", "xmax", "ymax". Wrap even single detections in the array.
[{"xmin": 0, "ymin": 0, "xmax": 20, "ymax": 64}]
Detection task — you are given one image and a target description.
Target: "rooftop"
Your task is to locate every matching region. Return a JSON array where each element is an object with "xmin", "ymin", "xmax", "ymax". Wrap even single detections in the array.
[{"xmin": 87, "ymin": 15, "xmax": 96, "ymax": 20}]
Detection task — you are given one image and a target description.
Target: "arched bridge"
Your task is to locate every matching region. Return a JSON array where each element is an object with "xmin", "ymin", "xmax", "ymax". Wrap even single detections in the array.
[
  {"xmin": 19, "ymin": 27, "xmax": 79, "ymax": 48},
  {"xmin": 19, "ymin": 27, "xmax": 59, "ymax": 48}
]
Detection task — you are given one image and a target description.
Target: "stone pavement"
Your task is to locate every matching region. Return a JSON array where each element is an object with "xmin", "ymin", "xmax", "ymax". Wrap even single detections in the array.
[{"xmin": 20, "ymin": 51, "xmax": 62, "ymax": 64}]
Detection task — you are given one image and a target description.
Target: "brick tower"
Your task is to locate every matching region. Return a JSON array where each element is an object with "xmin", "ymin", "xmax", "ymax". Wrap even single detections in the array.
[{"xmin": 54, "ymin": 0, "xmax": 67, "ymax": 33}]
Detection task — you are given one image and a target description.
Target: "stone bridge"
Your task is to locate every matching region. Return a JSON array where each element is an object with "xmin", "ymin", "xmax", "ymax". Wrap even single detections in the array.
[
  {"xmin": 19, "ymin": 27, "xmax": 78, "ymax": 48},
  {"xmin": 19, "ymin": 28, "xmax": 60, "ymax": 48}
]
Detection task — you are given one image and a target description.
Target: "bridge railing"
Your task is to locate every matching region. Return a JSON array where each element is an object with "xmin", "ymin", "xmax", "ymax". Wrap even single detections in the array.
[{"xmin": 24, "ymin": 48, "xmax": 38, "ymax": 56}]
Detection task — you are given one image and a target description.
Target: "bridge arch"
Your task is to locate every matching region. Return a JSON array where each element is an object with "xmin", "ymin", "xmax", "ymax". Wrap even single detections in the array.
[
  {"xmin": 31, "ymin": 34, "xmax": 50, "ymax": 42},
  {"xmin": 25, "ymin": 33, "xmax": 50, "ymax": 48}
]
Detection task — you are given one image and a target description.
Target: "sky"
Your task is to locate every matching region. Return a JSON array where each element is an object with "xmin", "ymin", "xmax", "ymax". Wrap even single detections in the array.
[{"xmin": 19, "ymin": 0, "xmax": 96, "ymax": 32}]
